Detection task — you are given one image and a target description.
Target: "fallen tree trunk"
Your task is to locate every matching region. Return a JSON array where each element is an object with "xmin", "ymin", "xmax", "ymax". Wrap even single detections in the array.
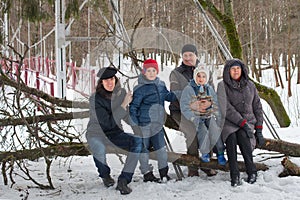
[
  {"xmin": 279, "ymin": 157, "xmax": 300, "ymax": 177},
  {"xmin": 262, "ymin": 138, "xmax": 300, "ymax": 157},
  {"xmin": 0, "ymin": 142, "xmax": 268, "ymax": 172},
  {"xmin": 165, "ymin": 116, "xmax": 300, "ymax": 157}
]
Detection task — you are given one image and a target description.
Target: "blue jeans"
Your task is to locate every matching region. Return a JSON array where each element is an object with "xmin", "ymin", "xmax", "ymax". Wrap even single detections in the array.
[
  {"xmin": 197, "ymin": 117, "xmax": 225, "ymax": 155},
  {"xmin": 87, "ymin": 132, "xmax": 142, "ymax": 183},
  {"xmin": 139, "ymin": 127, "xmax": 168, "ymax": 174}
]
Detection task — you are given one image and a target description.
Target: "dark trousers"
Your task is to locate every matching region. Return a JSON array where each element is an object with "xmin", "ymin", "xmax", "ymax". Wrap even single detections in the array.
[{"xmin": 226, "ymin": 129, "xmax": 257, "ymax": 179}]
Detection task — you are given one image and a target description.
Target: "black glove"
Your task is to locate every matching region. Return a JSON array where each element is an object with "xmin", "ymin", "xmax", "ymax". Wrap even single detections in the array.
[
  {"xmin": 255, "ymin": 129, "xmax": 265, "ymax": 147},
  {"xmin": 131, "ymin": 126, "xmax": 143, "ymax": 137},
  {"xmin": 242, "ymin": 123, "xmax": 254, "ymax": 138}
]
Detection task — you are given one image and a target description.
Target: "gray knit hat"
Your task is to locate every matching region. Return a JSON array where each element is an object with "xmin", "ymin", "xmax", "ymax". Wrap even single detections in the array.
[{"xmin": 181, "ymin": 44, "xmax": 198, "ymax": 56}]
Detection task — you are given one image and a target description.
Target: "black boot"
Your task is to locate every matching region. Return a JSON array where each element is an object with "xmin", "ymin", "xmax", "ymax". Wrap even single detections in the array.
[
  {"xmin": 231, "ymin": 176, "xmax": 242, "ymax": 187},
  {"xmin": 247, "ymin": 173, "xmax": 257, "ymax": 184},
  {"xmin": 143, "ymin": 171, "xmax": 161, "ymax": 183},
  {"xmin": 159, "ymin": 166, "xmax": 171, "ymax": 182},
  {"xmin": 102, "ymin": 175, "xmax": 115, "ymax": 187},
  {"xmin": 116, "ymin": 178, "xmax": 132, "ymax": 195}
]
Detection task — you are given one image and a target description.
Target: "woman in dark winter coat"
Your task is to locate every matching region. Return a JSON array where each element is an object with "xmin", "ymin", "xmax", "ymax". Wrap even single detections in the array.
[
  {"xmin": 86, "ymin": 67, "xmax": 142, "ymax": 195},
  {"xmin": 217, "ymin": 58, "xmax": 265, "ymax": 187},
  {"xmin": 129, "ymin": 59, "xmax": 176, "ymax": 182}
]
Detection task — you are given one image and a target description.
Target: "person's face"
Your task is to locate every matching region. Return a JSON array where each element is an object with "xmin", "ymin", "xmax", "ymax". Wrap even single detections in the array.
[
  {"xmin": 144, "ymin": 67, "xmax": 157, "ymax": 81},
  {"xmin": 102, "ymin": 77, "xmax": 116, "ymax": 91},
  {"xmin": 182, "ymin": 52, "xmax": 197, "ymax": 66},
  {"xmin": 229, "ymin": 66, "xmax": 242, "ymax": 80},
  {"xmin": 195, "ymin": 72, "xmax": 207, "ymax": 85}
]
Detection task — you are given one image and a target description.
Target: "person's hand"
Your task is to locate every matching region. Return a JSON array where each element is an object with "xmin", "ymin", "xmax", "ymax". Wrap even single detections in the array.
[
  {"xmin": 199, "ymin": 100, "xmax": 212, "ymax": 112},
  {"xmin": 242, "ymin": 122, "xmax": 254, "ymax": 138},
  {"xmin": 121, "ymin": 91, "xmax": 133, "ymax": 109},
  {"xmin": 190, "ymin": 101, "xmax": 200, "ymax": 111},
  {"xmin": 255, "ymin": 129, "xmax": 265, "ymax": 147}
]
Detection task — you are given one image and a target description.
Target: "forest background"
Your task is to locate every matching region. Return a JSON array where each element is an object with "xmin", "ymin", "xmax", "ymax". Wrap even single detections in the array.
[{"xmin": 0, "ymin": 0, "xmax": 299, "ymax": 194}]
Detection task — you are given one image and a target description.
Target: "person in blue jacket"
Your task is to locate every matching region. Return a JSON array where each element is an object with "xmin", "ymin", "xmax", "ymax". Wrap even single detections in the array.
[
  {"xmin": 129, "ymin": 59, "xmax": 177, "ymax": 182},
  {"xmin": 86, "ymin": 67, "xmax": 142, "ymax": 195},
  {"xmin": 180, "ymin": 66, "xmax": 226, "ymax": 165}
]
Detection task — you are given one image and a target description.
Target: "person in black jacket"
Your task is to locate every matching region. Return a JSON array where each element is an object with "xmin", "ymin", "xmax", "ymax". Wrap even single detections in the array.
[{"xmin": 86, "ymin": 67, "xmax": 142, "ymax": 195}]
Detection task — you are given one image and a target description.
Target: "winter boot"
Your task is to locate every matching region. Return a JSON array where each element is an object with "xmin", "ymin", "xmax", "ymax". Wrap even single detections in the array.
[
  {"xmin": 231, "ymin": 176, "xmax": 242, "ymax": 187},
  {"xmin": 217, "ymin": 153, "xmax": 227, "ymax": 166},
  {"xmin": 143, "ymin": 171, "xmax": 161, "ymax": 183},
  {"xmin": 201, "ymin": 153, "xmax": 210, "ymax": 163},
  {"xmin": 102, "ymin": 175, "xmax": 115, "ymax": 187},
  {"xmin": 159, "ymin": 166, "xmax": 171, "ymax": 182},
  {"xmin": 247, "ymin": 173, "xmax": 257, "ymax": 184},
  {"xmin": 116, "ymin": 178, "xmax": 132, "ymax": 195}
]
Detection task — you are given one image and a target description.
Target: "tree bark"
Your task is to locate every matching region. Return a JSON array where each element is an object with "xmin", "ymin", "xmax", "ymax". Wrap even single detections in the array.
[
  {"xmin": 279, "ymin": 157, "xmax": 300, "ymax": 177},
  {"xmin": 0, "ymin": 142, "xmax": 268, "ymax": 172}
]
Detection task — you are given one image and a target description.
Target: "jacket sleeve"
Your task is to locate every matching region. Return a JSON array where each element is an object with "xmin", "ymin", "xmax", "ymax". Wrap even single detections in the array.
[
  {"xmin": 217, "ymin": 82, "xmax": 243, "ymax": 126},
  {"xmin": 208, "ymin": 86, "xmax": 221, "ymax": 122},
  {"xmin": 94, "ymin": 96, "xmax": 126, "ymax": 133},
  {"xmin": 129, "ymin": 88, "xmax": 143, "ymax": 126},
  {"xmin": 180, "ymin": 85, "xmax": 197, "ymax": 122},
  {"xmin": 164, "ymin": 86, "xmax": 178, "ymax": 102},
  {"xmin": 251, "ymin": 84, "xmax": 263, "ymax": 129},
  {"xmin": 169, "ymin": 70, "xmax": 183, "ymax": 99}
]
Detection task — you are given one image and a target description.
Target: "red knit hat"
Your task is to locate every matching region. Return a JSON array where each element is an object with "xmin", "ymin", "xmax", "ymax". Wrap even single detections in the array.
[{"xmin": 142, "ymin": 59, "xmax": 159, "ymax": 74}]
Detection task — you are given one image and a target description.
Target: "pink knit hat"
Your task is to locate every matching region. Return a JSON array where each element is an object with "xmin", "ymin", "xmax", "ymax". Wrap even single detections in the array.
[{"xmin": 142, "ymin": 59, "xmax": 159, "ymax": 74}]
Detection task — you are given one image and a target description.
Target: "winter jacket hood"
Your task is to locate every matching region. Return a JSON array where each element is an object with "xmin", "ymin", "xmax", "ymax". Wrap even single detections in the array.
[{"xmin": 223, "ymin": 58, "xmax": 249, "ymax": 89}]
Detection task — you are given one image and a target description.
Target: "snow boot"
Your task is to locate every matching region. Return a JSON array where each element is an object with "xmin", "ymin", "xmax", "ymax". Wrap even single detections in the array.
[
  {"xmin": 217, "ymin": 153, "xmax": 227, "ymax": 166},
  {"xmin": 116, "ymin": 178, "xmax": 132, "ymax": 195},
  {"xmin": 143, "ymin": 171, "xmax": 161, "ymax": 183},
  {"xmin": 247, "ymin": 173, "xmax": 257, "ymax": 184},
  {"xmin": 159, "ymin": 166, "xmax": 171, "ymax": 182},
  {"xmin": 231, "ymin": 176, "xmax": 242, "ymax": 187},
  {"xmin": 102, "ymin": 175, "xmax": 115, "ymax": 187},
  {"xmin": 201, "ymin": 153, "xmax": 210, "ymax": 163}
]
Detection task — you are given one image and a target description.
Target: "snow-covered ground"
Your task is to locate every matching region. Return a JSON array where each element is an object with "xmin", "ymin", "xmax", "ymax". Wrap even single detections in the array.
[
  {"xmin": 1, "ymin": 62, "xmax": 300, "ymax": 200},
  {"xmin": 1, "ymin": 126, "xmax": 300, "ymax": 200}
]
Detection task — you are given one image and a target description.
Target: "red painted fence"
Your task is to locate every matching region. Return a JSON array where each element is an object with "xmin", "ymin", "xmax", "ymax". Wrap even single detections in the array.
[{"xmin": 2, "ymin": 56, "xmax": 96, "ymax": 98}]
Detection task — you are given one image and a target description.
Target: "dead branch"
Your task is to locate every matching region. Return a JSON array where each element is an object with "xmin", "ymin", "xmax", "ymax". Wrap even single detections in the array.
[{"xmin": 0, "ymin": 111, "xmax": 89, "ymax": 126}]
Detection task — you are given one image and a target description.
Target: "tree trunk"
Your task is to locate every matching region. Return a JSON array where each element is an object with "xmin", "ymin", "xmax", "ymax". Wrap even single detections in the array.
[
  {"xmin": 0, "ymin": 142, "xmax": 268, "ymax": 172},
  {"xmin": 197, "ymin": 0, "xmax": 291, "ymax": 127},
  {"xmin": 279, "ymin": 157, "xmax": 300, "ymax": 177}
]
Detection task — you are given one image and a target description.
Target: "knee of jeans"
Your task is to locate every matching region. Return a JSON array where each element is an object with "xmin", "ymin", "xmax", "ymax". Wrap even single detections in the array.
[
  {"xmin": 88, "ymin": 139, "xmax": 106, "ymax": 154},
  {"xmin": 131, "ymin": 138, "xmax": 143, "ymax": 153}
]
